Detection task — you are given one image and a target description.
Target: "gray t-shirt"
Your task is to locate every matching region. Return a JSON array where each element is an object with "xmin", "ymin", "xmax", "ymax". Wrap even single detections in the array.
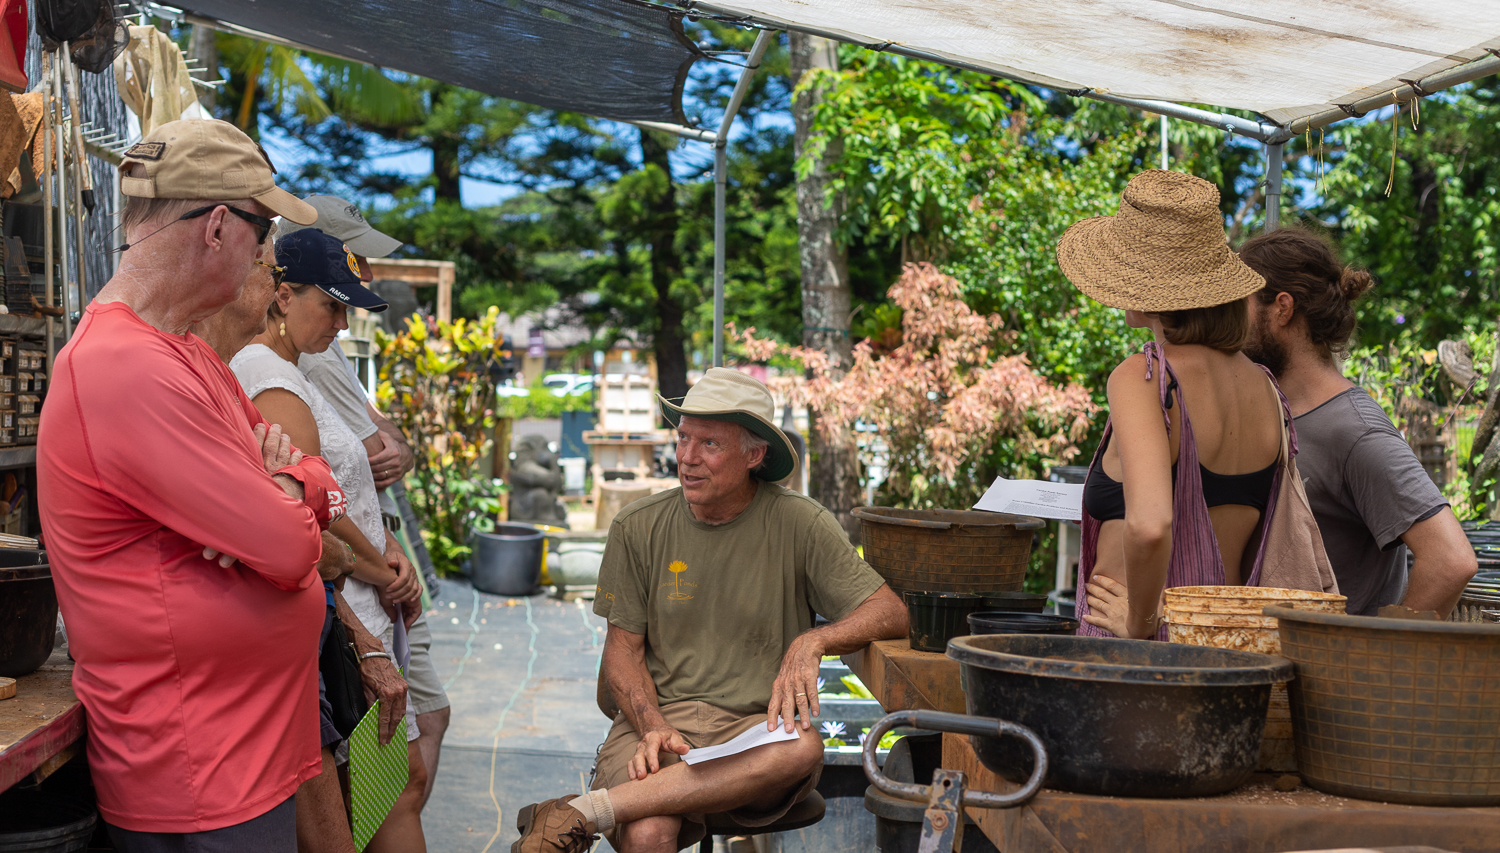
[
  {"xmin": 298, "ymin": 340, "xmax": 378, "ymax": 441},
  {"xmin": 1294, "ymin": 387, "xmax": 1447, "ymax": 616}
]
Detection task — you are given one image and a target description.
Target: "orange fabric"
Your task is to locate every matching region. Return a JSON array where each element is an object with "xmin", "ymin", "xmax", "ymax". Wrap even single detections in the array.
[{"xmin": 38, "ymin": 301, "xmax": 334, "ymax": 832}]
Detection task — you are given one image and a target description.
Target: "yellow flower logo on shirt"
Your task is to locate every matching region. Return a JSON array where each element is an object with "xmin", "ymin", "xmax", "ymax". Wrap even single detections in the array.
[{"xmin": 663, "ymin": 559, "xmax": 695, "ymax": 600}]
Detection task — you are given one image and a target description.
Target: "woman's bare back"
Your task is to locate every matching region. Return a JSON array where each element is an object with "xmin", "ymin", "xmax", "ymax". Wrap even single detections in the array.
[{"xmin": 1094, "ymin": 342, "xmax": 1282, "ymax": 585}]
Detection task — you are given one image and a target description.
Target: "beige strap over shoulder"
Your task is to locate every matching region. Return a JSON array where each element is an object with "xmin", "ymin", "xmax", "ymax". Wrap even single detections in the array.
[{"xmin": 1255, "ymin": 372, "xmax": 1340, "ymax": 595}]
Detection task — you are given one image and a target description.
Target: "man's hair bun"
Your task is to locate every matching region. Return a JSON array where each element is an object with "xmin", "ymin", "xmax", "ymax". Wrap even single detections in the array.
[{"xmin": 1340, "ymin": 269, "xmax": 1374, "ymax": 302}]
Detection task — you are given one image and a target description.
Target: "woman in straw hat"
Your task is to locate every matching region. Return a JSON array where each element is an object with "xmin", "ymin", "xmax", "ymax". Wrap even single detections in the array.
[{"xmin": 1057, "ymin": 170, "xmax": 1286, "ymax": 640}]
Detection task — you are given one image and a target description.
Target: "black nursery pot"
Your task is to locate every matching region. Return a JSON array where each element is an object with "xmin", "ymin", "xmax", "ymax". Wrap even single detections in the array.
[
  {"xmin": 967, "ymin": 611, "xmax": 1079, "ymax": 636},
  {"xmin": 904, "ymin": 591, "xmax": 984, "ymax": 652},
  {"xmin": 979, "ymin": 591, "xmax": 1049, "ymax": 613}
]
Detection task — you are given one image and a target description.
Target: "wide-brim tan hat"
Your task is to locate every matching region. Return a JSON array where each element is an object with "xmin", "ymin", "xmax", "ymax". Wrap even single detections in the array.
[
  {"xmin": 659, "ymin": 367, "xmax": 796, "ymax": 482},
  {"xmin": 120, "ymin": 119, "xmax": 317, "ymax": 225},
  {"xmin": 1056, "ymin": 169, "xmax": 1264, "ymax": 312}
]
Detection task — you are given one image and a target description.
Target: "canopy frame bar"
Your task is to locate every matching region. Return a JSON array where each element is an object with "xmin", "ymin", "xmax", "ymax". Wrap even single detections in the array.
[{"xmin": 711, "ymin": 28, "xmax": 773, "ymax": 367}]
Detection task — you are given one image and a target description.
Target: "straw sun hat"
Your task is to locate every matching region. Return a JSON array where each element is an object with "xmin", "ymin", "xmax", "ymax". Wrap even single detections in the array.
[
  {"xmin": 658, "ymin": 367, "xmax": 796, "ymax": 482},
  {"xmin": 1056, "ymin": 169, "xmax": 1264, "ymax": 312}
]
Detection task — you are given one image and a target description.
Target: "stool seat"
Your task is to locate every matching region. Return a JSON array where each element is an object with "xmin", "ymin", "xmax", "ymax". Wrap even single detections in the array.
[{"xmin": 701, "ymin": 790, "xmax": 826, "ymax": 835}]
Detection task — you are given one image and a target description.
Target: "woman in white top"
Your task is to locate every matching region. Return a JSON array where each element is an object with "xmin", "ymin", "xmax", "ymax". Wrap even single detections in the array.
[{"xmin": 229, "ymin": 229, "xmax": 428, "ymax": 853}]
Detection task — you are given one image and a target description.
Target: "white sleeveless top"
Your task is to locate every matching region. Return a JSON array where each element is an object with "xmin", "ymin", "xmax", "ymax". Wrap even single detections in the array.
[{"xmin": 230, "ymin": 344, "xmax": 391, "ymax": 638}]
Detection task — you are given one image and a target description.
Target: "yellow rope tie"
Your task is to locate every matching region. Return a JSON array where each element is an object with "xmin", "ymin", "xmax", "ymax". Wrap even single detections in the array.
[
  {"xmin": 1384, "ymin": 90, "xmax": 1400, "ymax": 198},
  {"xmin": 1317, "ymin": 128, "xmax": 1326, "ymax": 194}
]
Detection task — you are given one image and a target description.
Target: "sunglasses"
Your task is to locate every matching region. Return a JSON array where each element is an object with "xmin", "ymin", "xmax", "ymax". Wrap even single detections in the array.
[
  {"xmin": 255, "ymin": 260, "xmax": 286, "ymax": 285},
  {"xmin": 178, "ymin": 205, "xmax": 274, "ymax": 245}
]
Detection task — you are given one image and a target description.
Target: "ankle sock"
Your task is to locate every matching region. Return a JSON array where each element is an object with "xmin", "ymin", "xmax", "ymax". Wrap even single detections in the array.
[{"xmin": 569, "ymin": 789, "xmax": 616, "ymax": 833}]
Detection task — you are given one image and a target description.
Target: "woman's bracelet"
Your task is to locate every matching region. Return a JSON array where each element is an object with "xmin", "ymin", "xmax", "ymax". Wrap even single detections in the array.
[{"xmin": 359, "ymin": 651, "xmax": 391, "ymax": 662}]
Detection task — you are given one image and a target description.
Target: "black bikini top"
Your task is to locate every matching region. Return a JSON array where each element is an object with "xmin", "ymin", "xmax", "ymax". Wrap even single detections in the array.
[{"xmin": 1081, "ymin": 431, "xmax": 1276, "ymax": 522}]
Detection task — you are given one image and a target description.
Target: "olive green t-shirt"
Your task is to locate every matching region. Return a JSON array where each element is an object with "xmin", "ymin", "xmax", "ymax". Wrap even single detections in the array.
[{"xmin": 593, "ymin": 483, "xmax": 886, "ymax": 716}]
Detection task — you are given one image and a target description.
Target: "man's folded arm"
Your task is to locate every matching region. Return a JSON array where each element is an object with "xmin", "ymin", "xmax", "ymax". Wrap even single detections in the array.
[{"xmin": 96, "ymin": 384, "xmax": 328, "ymax": 589}]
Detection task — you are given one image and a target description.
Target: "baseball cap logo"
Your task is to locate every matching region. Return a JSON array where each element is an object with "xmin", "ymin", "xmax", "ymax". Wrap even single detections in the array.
[
  {"xmin": 124, "ymin": 141, "xmax": 165, "ymax": 161},
  {"xmin": 343, "ymin": 245, "xmax": 359, "ymax": 277},
  {"xmin": 344, "ymin": 204, "xmax": 366, "ymax": 224}
]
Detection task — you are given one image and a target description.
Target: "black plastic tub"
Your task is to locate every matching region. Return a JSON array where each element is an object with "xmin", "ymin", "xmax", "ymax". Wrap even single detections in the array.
[
  {"xmin": 948, "ymin": 634, "xmax": 1293, "ymax": 798},
  {"xmin": 0, "ymin": 564, "xmax": 57, "ymax": 678},
  {"xmin": 904, "ymin": 591, "xmax": 984, "ymax": 652},
  {"xmin": 0, "ymin": 787, "xmax": 96, "ymax": 853},
  {"xmin": 967, "ymin": 612, "xmax": 1079, "ymax": 636},
  {"xmin": 980, "ymin": 591, "xmax": 1048, "ymax": 613},
  {"xmin": 470, "ymin": 524, "xmax": 545, "ymax": 596}
]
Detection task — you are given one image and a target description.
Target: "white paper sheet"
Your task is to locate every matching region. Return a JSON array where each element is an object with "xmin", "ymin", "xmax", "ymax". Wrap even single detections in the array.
[
  {"xmin": 682, "ymin": 720, "xmax": 800, "ymax": 765},
  {"xmin": 973, "ymin": 477, "xmax": 1084, "ymax": 521}
]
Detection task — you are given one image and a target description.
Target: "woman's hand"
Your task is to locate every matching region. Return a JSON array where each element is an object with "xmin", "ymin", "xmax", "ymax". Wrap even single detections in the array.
[
  {"xmin": 1083, "ymin": 576, "xmax": 1161, "ymax": 639},
  {"xmin": 382, "ymin": 541, "xmax": 423, "ymax": 608}
]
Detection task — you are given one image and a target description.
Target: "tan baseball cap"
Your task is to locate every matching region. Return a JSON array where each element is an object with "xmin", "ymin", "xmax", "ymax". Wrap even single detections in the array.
[{"xmin": 119, "ymin": 119, "xmax": 317, "ymax": 225}]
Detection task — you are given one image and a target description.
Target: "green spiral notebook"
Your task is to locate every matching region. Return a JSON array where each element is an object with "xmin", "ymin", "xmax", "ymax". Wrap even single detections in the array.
[{"xmin": 348, "ymin": 702, "xmax": 409, "ymax": 851}]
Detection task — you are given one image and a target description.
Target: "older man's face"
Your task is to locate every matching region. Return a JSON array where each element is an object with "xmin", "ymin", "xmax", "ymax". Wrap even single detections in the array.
[
  {"xmin": 676, "ymin": 416, "xmax": 763, "ymax": 509},
  {"xmin": 211, "ymin": 260, "xmax": 277, "ymax": 356}
]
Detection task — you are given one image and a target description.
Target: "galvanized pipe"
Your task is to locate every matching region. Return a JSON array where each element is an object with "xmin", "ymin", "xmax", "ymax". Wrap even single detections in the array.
[
  {"xmin": 1264, "ymin": 142, "xmax": 1284, "ymax": 232},
  {"xmin": 52, "ymin": 55, "xmax": 71, "ymax": 340},
  {"xmin": 712, "ymin": 143, "xmax": 727, "ymax": 367},
  {"xmin": 710, "ymin": 29, "xmax": 773, "ymax": 368},
  {"xmin": 40, "ymin": 52, "xmax": 54, "ymax": 368}
]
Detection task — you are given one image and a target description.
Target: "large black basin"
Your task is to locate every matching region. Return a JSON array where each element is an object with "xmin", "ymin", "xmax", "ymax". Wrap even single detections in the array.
[{"xmin": 948, "ymin": 634, "xmax": 1293, "ymax": 798}]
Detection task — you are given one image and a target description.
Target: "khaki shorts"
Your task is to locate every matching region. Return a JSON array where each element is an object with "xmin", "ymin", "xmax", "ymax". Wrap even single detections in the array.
[
  {"xmin": 591, "ymin": 701, "xmax": 820, "ymax": 851},
  {"xmin": 403, "ymin": 613, "xmax": 450, "ymax": 716}
]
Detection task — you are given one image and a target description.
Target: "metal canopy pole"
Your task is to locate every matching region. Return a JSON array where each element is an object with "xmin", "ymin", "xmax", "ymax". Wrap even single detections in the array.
[
  {"xmin": 1264, "ymin": 142, "xmax": 1284, "ymax": 232},
  {"xmin": 711, "ymin": 29, "xmax": 773, "ymax": 368}
]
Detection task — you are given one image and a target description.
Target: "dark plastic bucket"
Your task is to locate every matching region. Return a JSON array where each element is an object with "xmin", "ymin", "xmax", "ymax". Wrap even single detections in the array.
[
  {"xmin": 967, "ymin": 612, "xmax": 1079, "ymax": 635},
  {"xmin": 980, "ymin": 591, "xmax": 1048, "ymax": 613},
  {"xmin": 904, "ymin": 592, "xmax": 984, "ymax": 652},
  {"xmin": 0, "ymin": 564, "xmax": 57, "ymax": 677},
  {"xmin": 0, "ymin": 788, "xmax": 96, "ymax": 852},
  {"xmin": 949, "ymin": 634, "xmax": 1292, "ymax": 798},
  {"xmin": 470, "ymin": 524, "xmax": 545, "ymax": 596}
]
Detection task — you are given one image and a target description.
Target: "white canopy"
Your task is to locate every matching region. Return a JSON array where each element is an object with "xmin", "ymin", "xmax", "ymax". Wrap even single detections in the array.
[{"xmin": 692, "ymin": 0, "xmax": 1500, "ymax": 133}]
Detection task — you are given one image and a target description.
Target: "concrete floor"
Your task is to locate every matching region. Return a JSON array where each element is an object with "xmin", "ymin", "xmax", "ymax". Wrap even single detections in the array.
[{"xmin": 420, "ymin": 578, "xmax": 611, "ymax": 853}]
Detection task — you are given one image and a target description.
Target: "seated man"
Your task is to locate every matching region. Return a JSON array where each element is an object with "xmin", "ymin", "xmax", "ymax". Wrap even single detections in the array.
[{"xmin": 514, "ymin": 368, "xmax": 907, "ymax": 853}]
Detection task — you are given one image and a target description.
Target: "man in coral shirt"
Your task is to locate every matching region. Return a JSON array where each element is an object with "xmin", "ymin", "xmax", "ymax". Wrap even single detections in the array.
[{"xmin": 38, "ymin": 120, "xmax": 340, "ymax": 852}]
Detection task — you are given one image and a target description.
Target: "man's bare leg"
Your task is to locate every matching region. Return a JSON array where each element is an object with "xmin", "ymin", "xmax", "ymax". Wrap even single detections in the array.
[
  {"xmin": 415, "ymin": 706, "xmax": 450, "ymax": 809},
  {"xmin": 296, "ymin": 747, "xmax": 356, "ymax": 853},
  {"xmin": 604, "ymin": 725, "xmax": 823, "ymax": 852},
  {"xmin": 617, "ymin": 816, "xmax": 681, "ymax": 853}
]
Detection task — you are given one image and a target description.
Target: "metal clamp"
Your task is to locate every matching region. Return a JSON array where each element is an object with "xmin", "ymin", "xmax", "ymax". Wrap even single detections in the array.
[{"xmin": 862, "ymin": 710, "xmax": 1048, "ymax": 810}]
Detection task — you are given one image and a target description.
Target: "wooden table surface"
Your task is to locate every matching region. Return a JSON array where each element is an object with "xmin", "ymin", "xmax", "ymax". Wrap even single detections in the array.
[
  {"xmin": 0, "ymin": 651, "xmax": 83, "ymax": 792},
  {"xmin": 842, "ymin": 638, "xmax": 966, "ymax": 714},
  {"xmin": 943, "ymin": 733, "xmax": 1500, "ymax": 853}
]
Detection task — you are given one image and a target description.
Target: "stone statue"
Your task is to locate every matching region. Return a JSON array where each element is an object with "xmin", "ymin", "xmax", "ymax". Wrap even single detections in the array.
[{"xmin": 508, "ymin": 434, "xmax": 569, "ymax": 528}]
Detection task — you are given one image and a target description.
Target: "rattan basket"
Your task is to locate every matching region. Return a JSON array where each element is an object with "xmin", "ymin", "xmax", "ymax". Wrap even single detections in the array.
[
  {"xmin": 852, "ymin": 507, "xmax": 1044, "ymax": 597},
  {"xmin": 1268, "ymin": 605, "xmax": 1500, "ymax": 807}
]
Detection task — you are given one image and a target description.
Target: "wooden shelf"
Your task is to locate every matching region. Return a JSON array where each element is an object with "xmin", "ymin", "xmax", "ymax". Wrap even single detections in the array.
[{"xmin": 0, "ymin": 445, "xmax": 35, "ymax": 469}]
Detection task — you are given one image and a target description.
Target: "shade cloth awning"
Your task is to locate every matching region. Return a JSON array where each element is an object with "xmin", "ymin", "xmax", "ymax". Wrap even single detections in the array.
[
  {"xmin": 690, "ymin": 0, "xmax": 1500, "ymax": 131},
  {"xmin": 177, "ymin": 0, "xmax": 704, "ymax": 125}
]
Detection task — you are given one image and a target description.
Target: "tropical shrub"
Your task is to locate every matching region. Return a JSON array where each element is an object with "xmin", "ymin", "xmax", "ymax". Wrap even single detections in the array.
[{"xmin": 377, "ymin": 309, "xmax": 509, "ymax": 575}]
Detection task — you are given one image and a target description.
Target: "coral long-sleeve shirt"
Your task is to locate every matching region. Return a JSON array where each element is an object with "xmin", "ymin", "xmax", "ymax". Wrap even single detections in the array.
[{"xmin": 38, "ymin": 301, "xmax": 338, "ymax": 832}]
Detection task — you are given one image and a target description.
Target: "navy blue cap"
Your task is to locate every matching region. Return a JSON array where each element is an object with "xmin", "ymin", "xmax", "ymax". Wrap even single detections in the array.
[{"xmin": 274, "ymin": 229, "xmax": 389, "ymax": 313}]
